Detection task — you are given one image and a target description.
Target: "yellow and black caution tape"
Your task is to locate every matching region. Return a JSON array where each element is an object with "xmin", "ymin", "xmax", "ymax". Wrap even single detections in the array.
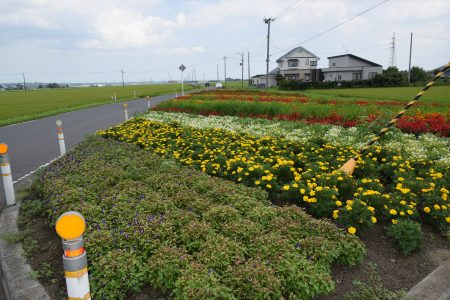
[{"xmin": 340, "ymin": 62, "xmax": 450, "ymax": 174}]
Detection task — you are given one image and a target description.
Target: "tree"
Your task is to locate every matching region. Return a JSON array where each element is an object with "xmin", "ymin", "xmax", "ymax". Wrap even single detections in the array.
[{"xmin": 409, "ymin": 66, "xmax": 428, "ymax": 83}]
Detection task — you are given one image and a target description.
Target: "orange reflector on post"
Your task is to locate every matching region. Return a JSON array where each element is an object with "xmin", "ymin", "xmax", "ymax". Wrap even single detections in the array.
[
  {"xmin": 65, "ymin": 247, "xmax": 85, "ymax": 258},
  {"xmin": 0, "ymin": 143, "xmax": 8, "ymax": 155},
  {"xmin": 55, "ymin": 212, "xmax": 86, "ymax": 240}
]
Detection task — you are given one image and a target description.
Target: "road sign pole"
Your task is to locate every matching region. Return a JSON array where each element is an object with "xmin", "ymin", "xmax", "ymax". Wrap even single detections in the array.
[
  {"xmin": 0, "ymin": 144, "xmax": 16, "ymax": 206},
  {"xmin": 56, "ymin": 120, "xmax": 66, "ymax": 156},
  {"xmin": 56, "ymin": 211, "xmax": 91, "ymax": 300},
  {"xmin": 179, "ymin": 64, "xmax": 186, "ymax": 97}
]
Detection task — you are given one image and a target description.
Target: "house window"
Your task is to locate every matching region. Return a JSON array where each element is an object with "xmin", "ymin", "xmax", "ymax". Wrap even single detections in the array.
[
  {"xmin": 353, "ymin": 73, "xmax": 361, "ymax": 80},
  {"xmin": 305, "ymin": 73, "xmax": 311, "ymax": 81},
  {"xmin": 369, "ymin": 72, "xmax": 377, "ymax": 79},
  {"xmin": 337, "ymin": 75, "xmax": 342, "ymax": 82},
  {"xmin": 310, "ymin": 61, "xmax": 317, "ymax": 66},
  {"xmin": 332, "ymin": 63, "xmax": 336, "ymax": 66},
  {"xmin": 288, "ymin": 59, "xmax": 298, "ymax": 67},
  {"xmin": 286, "ymin": 75, "xmax": 299, "ymax": 80},
  {"xmin": 305, "ymin": 59, "xmax": 309, "ymax": 65}
]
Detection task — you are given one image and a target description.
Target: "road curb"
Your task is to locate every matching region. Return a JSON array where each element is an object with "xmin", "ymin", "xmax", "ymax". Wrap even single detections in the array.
[
  {"xmin": 402, "ymin": 258, "xmax": 450, "ymax": 300},
  {"xmin": 0, "ymin": 178, "xmax": 49, "ymax": 300}
]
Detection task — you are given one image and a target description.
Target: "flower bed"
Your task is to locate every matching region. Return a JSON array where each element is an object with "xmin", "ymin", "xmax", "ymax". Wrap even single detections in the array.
[
  {"xmin": 155, "ymin": 90, "xmax": 450, "ymax": 136},
  {"xmin": 29, "ymin": 137, "xmax": 364, "ymax": 299},
  {"xmin": 98, "ymin": 118, "xmax": 450, "ymax": 234},
  {"xmin": 140, "ymin": 111, "xmax": 450, "ymax": 169}
]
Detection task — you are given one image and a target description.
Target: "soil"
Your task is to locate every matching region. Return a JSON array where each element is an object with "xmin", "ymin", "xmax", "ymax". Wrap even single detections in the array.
[{"xmin": 18, "ymin": 193, "xmax": 450, "ymax": 300}]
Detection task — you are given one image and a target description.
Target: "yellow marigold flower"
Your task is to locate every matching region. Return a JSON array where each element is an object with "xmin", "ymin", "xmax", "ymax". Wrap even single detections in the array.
[
  {"xmin": 300, "ymin": 189, "xmax": 305, "ymax": 194},
  {"xmin": 309, "ymin": 190, "xmax": 316, "ymax": 196},
  {"xmin": 367, "ymin": 206, "xmax": 375, "ymax": 213},
  {"xmin": 446, "ymin": 217, "xmax": 450, "ymax": 223},
  {"xmin": 335, "ymin": 200, "xmax": 342, "ymax": 207},
  {"xmin": 407, "ymin": 210, "xmax": 413, "ymax": 215},
  {"xmin": 389, "ymin": 209, "xmax": 397, "ymax": 215},
  {"xmin": 337, "ymin": 176, "xmax": 343, "ymax": 181},
  {"xmin": 332, "ymin": 210, "xmax": 339, "ymax": 219},
  {"xmin": 398, "ymin": 177, "xmax": 404, "ymax": 181},
  {"xmin": 255, "ymin": 180, "xmax": 260, "ymax": 185},
  {"xmin": 346, "ymin": 206, "xmax": 352, "ymax": 211},
  {"xmin": 266, "ymin": 184, "xmax": 272, "ymax": 189},
  {"xmin": 424, "ymin": 207, "xmax": 430, "ymax": 213},
  {"xmin": 399, "ymin": 211, "xmax": 405, "ymax": 216},
  {"xmin": 392, "ymin": 219, "xmax": 398, "ymax": 225},
  {"xmin": 303, "ymin": 195, "xmax": 309, "ymax": 201},
  {"xmin": 371, "ymin": 216, "xmax": 377, "ymax": 224},
  {"xmin": 434, "ymin": 204, "xmax": 440, "ymax": 210},
  {"xmin": 283, "ymin": 185, "xmax": 290, "ymax": 191},
  {"xmin": 292, "ymin": 183, "xmax": 298, "ymax": 188},
  {"xmin": 347, "ymin": 227, "xmax": 356, "ymax": 235}
]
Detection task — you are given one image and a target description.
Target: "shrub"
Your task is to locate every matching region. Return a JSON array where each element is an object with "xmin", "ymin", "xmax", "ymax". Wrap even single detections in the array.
[{"xmin": 387, "ymin": 219, "xmax": 422, "ymax": 255}]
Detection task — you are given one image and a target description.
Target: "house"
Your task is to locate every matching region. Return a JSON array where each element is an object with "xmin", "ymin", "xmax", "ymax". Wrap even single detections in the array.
[
  {"xmin": 250, "ymin": 74, "xmax": 277, "ymax": 88},
  {"xmin": 250, "ymin": 68, "xmax": 279, "ymax": 88},
  {"xmin": 276, "ymin": 46, "xmax": 320, "ymax": 81},
  {"xmin": 322, "ymin": 54, "xmax": 382, "ymax": 82}
]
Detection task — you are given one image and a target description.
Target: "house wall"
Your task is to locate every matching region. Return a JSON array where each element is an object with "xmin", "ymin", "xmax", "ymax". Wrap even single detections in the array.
[
  {"xmin": 323, "ymin": 66, "xmax": 383, "ymax": 82},
  {"xmin": 251, "ymin": 76, "xmax": 277, "ymax": 88},
  {"xmin": 328, "ymin": 56, "xmax": 349, "ymax": 68},
  {"xmin": 278, "ymin": 48, "xmax": 318, "ymax": 71}
]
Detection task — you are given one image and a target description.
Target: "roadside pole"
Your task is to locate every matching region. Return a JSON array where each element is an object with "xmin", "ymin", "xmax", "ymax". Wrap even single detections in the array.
[
  {"xmin": 146, "ymin": 96, "xmax": 151, "ymax": 109},
  {"xmin": 56, "ymin": 120, "xmax": 66, "ymax": 156},
  {"xmin": 123, "ymin": 103, "xmax": 129, "ymax": 121},
  {"xmin": 0, "ymin": 144, "xmax": 16, "ymax": 206},
  {"xmin": 55, "ymin": 211, "xmax": 91, "ymax": 300}
]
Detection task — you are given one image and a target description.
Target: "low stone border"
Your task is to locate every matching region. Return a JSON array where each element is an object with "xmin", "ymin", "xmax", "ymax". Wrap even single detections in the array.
[
  {"xmin": 0, "ymin": 178, "xmax": 49, "ymax": 300},
  {"xmin": 402, "ymin": 258, "xmax": 450, "ymax": 300}
]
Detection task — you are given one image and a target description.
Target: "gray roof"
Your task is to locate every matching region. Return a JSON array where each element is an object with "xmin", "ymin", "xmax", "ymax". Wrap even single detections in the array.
[
  {"xmin": 430, "ymin": 65, "xmax": 450, "ymax": 76},
  {"xmin": 276, "ymin": 46, "xmax": 319, "ymax": 63},
  {"xmin": 327, "ymin": 54, "xmax": 382, "ymax": 67},
  {"xmin": 269, "ymin": 67, "xmax": 280, "ymax": 75}
]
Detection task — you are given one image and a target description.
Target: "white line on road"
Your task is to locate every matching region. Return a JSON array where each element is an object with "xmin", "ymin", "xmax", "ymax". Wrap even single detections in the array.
[{"xmin": 12, "ymin": 157, "xmax": 59, "ymax": 184}]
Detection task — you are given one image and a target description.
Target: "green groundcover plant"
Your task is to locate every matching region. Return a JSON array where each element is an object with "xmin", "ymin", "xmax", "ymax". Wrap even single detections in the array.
[{"xmin": 29, "ymin": 136, "xmax": 364, "ymax": 299}]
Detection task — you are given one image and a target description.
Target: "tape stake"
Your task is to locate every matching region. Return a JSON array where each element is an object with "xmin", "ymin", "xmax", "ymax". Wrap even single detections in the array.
[
  {"xmin": 56, "ymin": 120, "xmax": 66, "ymax": 156},
  {"xmin": 0, "ymin": 146, "xmax": 16, "ymax": 206},
  {"xmin": 356, "ymin": 62, "xmax": 449, "ymax": 158},
  {"xmin": 56, "ymin": 211, "xmax": 91, "ymax": 300}
]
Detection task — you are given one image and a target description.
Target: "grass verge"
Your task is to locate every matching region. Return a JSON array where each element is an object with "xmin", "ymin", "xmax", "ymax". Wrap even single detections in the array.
[{"xmin": 22, "ymin": 136, "xmax": 364, "ymax": 299}]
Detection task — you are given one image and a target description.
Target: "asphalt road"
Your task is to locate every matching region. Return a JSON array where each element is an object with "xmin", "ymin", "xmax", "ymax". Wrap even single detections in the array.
[{"xmin": 0, "ymin": 91, "xmax": 183, "ymax": 209}]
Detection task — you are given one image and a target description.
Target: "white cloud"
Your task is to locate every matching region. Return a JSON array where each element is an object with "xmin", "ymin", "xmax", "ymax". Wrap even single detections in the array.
[
  {"xmin": 79, "ymin": 8, "xmax": 185, "ymax": 49},
  {"xmin": 171, "ymin": 46, "xmax": 205, "ymax": 55}
]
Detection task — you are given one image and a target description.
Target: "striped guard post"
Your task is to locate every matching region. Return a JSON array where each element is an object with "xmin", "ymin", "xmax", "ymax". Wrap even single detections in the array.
[
  {"xmin": 123, "ymin": 103, "xmax": 129, "ymax": 121},
  {"xmin": 56, "ymin": 212, "xmax": 91, "ymax": 300},
  {"xmin": 56, "ymin": 120, "xmax": 66, "ymax": 156},
  {"xmin": 340, "ymin": 62, "xmax": 450, "ymax": 175},
  {"xmin": 0, "ymin": 143, "xmax": 16, "ymax": 206}
]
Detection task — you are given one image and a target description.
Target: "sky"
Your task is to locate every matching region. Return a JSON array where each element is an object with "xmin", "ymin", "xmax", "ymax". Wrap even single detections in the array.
[{"xmin": 0, "ymin": 0, "xmax": 449, "ymax": 84}]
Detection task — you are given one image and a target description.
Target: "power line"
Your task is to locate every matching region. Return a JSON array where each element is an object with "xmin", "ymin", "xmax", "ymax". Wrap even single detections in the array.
[
  {"xmin": 271, "ymin": 0, "xmax": 390, "ymax": 57},
  {"xmin": 277, "ymin": 0, "xmax": 315, "ymax": 19}
]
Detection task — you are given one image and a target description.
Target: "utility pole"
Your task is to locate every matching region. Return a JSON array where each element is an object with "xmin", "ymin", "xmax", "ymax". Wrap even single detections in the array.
[
  {"xmin": 223, "ymin": 56, "xmax": 227, "ymax": 86},
  {"xmin": 389, "ymin": 32, "xmax": 396, "ymax": 67},
  {"xmin": 264, "ymin": 17, "xmax": 275, "ymax": 89},
  {"xmin": 120, "ymin": 70, "xmax": 125, "ymax": 88},
  {"xmin": 22, "ymin": 73, "xmax": 27, "ymax": 93},
  {"xmin": 408, "ymin": 32, "xmax": 413, "ymax": 85},
  {"xmin": 248, "ymin": 52, "xmax": 251, "ymax": 86},
  {"xmin": 236, "ymin": 52, "xmax": 244, "ymax": 87},
  {"xmin": 194, "ymin": 68, "xmax": 197, "ymax": 84}
]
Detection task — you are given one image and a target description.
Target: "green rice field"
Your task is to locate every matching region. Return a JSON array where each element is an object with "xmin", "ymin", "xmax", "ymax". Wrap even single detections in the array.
[
  {"xmin": 0, "ymin": 84, "xmax": 193, "ymax": 126},
  {"xmin": 303, "ymin": 86, "xmax": 450, "ymax": 104}
]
